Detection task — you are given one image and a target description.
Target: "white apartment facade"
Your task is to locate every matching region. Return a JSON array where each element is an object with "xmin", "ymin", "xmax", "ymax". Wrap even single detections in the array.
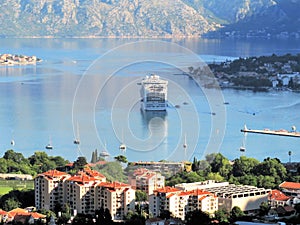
[
  {"xmin": 35, "ymin": 168, "xmax": 135, "ymax": 220},
  {"xmin": 35, "ymin": 170, "xmax": 71, "ymax": 211},
  {"xmin": 149, "ymin": 187, "xmax": 218, "ymax": 221}
]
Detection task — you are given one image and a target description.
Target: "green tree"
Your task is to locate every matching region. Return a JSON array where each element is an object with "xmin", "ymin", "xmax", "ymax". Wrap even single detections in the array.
[
  {"xmin": 230, "ymin": 206, "xmax": 244, "ymax": 222},
  {"xmin": 91, "ymin": 150, "xmax": 97, "ymax": 163},
  {"xmin": 215, "ymin": 208, "xmax": 230, "ymax": 224},
  {"xmin": 73, "ymin": 156, "xmax": 88, "ymax": 170},
  {"xmin": 206, "ymin": 172, "xmax": 224, "ymax": 182},
  {"xmin": 114, "ymin": 155, "xmax": 128, "ymax": 164},
  {"xmin": 208, "ymin": 153, "xmax": 232, "ymax": 179},
  {"xmin": 259, "ymin": 202, "xmax": 269, "ymax": 216},
  {"xmin": 3, "ymin": 149, "xmax": 28, "ymax": 164},
  {"xmin": 2, "ymin": 197, "xmax": 21, "ymax": 211},
  {"xmin": 186, "ymin": 209, "xmax": 210, "ymax": 225},
  {"xmin": 253, "ymin": 157, "xmax": 287, "ymax": 188},
  {"xmin": 232, "ymin": 156, "xmax": 259, "ymax": 177},
  {"xmin": 0, "ymin": 158, "xmax": 8, "ymax": 173},
  {"xmin": 29, "ymin": 151, "xmax": 56, "ymax": 174},
  {"xmin": 135, "ymin": 190, "xmax": 148, "ymax": 202},
  {"xmin": 95, "ymin": 161, "xmax": 127, "ymax": 182}
]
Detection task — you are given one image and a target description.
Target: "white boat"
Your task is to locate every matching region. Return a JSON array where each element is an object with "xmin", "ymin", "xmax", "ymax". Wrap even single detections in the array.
[
  {"xmin": 46, "ymin": 136, "xmax": 53, "ymax": 150},
  {"xmin": 73, "ymin": 122, "xmax": 80, "ymax": 144},
  {"xmin": 100, "ymin": 151, "xmax": 110, "ymax": 157},
  {"xmin": 140, "ymin": 74, "xmax": 168, "ymax": 111}
]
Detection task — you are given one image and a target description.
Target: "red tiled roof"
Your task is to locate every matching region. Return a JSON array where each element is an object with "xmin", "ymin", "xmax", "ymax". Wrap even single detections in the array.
[
  {"xmin": 199, "ymin": 196, "xmax": 208, "ymax": 201},
  {"xmin": 0, "ymin": 209, "xmax": 7, "ymax": 215},
  {"xmin": 166, "ymin": 193, "xmax": 176, "ymax": 198},
  {"xmin": 279, "ymin": 181, "xmax": 300, "ymax": 190},
  {"xmin": 68, "ymin": 174, "xmax": 96, "ymax": 183},
  {"xmin": 42, "ymin": 169, "xmax": 68, "ymax": 177},
  {"xmin": 30, "ymin": 212, "xmax": 46, "ymax": 219},
  {"xmin": 98, "ymin": 181, "xmax": 130, "ymax": 189},
  {"xmin": 8, "ymin": 208, "xmax": 29, "ymax": 217},
  {"xmin": 66, "ymin": 162, "xmax": 74, "ymax": 167},
  {"xmin": 155, "ymin": 186, "xmax": 180, "ymax": 193},
  {"xmin": 178, "ymin": 189, "xmax": 212, "ymax": 197},
  {"xmin": 83, "ymin": 167, "xmax": 106, "ymax": 179},
  {"xmin": 269, "ymin": 190, "xmax": 290, "ymax": 201}
]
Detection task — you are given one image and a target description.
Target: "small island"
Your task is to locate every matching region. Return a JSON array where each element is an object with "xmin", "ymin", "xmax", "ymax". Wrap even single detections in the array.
[{"xmin": 0, "ymin": 53, "xmax": 42, "ymax": 66}]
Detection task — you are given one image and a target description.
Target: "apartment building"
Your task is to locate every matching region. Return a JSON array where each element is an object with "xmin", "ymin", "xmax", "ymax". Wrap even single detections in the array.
[
  {"xmin": 149, "ymin": 186, "xmax": 217, "ymax": 220},
  {"xmin": 95, "ymin": 182, "xmax": 135, "ymax": 220},
  {"xmin": 35, "ymin": 168, "xmax": 135, "ymax": 220},
  {"xmin": 128, "ymin": 168, "xmax": 165, "ymax": 195},
  {"xmin": 34, "ymin": 170, "xmax": 71, "ymax": 211}
]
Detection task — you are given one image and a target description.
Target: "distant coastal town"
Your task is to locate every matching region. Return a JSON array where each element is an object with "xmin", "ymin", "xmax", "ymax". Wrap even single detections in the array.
[
  {"xmin": 189, "ymin": 53, "xmax": 300, "ymax": 91},
  {"xmin": 0, "ymin": 53, "xmax": 42, "ymax": 66}
]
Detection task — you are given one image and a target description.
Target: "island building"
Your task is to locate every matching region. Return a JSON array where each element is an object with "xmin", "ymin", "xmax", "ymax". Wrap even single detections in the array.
[
  {"xmin": 34, "ymin": 167, "xmax": 135, "ymax": 220},
  {"xmin": 128, "ymin": 168, "xmax": 165, "ymax": 195},
  {"xmin": 149, "ymin": 186, "xmax": 218, "ymax": 221},
  {"xmin": 279, "ymin": 181, "xmax": 300, "ymax": 197},
  {"xmin": 174, "ymin": 180, "xmax": 270, "ymax": 213}
]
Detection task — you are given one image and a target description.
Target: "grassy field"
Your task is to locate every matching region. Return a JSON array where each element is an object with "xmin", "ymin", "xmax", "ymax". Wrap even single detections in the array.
[{"xmin": 0, "ymin": 180, "xmax": 34, "ymax": 195}]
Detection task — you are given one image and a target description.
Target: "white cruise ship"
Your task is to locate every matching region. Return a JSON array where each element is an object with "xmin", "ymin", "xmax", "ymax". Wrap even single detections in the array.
[{"xmin": 140, "ymin": 74, "xmax": 168, "ymax": 111}]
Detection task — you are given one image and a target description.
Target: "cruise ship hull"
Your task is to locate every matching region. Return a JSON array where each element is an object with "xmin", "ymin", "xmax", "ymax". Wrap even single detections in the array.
[{"xmin": 140, "ymin": 74, "xmax": 168, "ymax": 111}]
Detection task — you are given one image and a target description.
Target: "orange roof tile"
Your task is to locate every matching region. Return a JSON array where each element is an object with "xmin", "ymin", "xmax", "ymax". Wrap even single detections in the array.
[
  {"xmin": 42, "ymin": 169, "xmax": 68, "ymax": 177},
  {"xmin": 0, "ymin": 209, "xmax": 7, "ymax": 215},
  {"xmin": 166, "ymin": 193, "xmax": 176, "ymax": 198},
  {"xmin": 199, "ymin": 196, "xmax": 208, "ymax": 201},
  {"xmin": 269, "ymin": 190, "xmax": 290, "ymax": 201},
  {"xmin": 8, "ymin": 208, "xmax": 29, "ymax": 217},
  {"xmin": 83, "ymin": 167, "xmax": 106, "ymax": 178},
  {"xmin": 155, "ymin": 186, "xmax": 181, "ymax": 193},
  {"xmin": 68, "ymin": 174, "xmax": 96, "ymax": 183},
  {"xmin": 97, "ymin": 181, "xmax": 130, "ymax": 189},
  {"xmin": 30, "ymin": 212, "xmax": 46, "ymax": 219},
  {"xmin": 279, "ymin": 181, "xmax": 300, "ymax": 190}
]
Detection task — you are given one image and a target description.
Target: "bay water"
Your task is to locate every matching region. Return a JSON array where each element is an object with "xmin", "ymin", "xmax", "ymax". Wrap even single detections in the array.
[{"xmin": 0, "ymin": 38, "xmax": 300, "ymax": 163}]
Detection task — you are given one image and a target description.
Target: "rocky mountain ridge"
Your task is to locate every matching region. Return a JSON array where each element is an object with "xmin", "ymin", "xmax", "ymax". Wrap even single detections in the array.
[{"xmin": 0, "ymin": 0, "xmax": 299, "ymax": 38}]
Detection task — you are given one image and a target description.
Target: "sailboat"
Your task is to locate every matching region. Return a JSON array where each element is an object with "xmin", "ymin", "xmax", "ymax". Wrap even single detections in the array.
[
  {"xmin": 119, "ymin": 129, "xmax": 126, "ymax": 154},
  {"xmin": 183, "ymin": 133, "xmax": 187, "ymax": 159},
  {"xmin": 46, "ymin": 136, "xmax": 53, "ymax": 150},
  {"xmin": 239, "ymin": 131, "xmax": 247, "ymax": 152},
  {"xmin": 73, "ymin": 122, "xmax": 80, "ymax": 145}
]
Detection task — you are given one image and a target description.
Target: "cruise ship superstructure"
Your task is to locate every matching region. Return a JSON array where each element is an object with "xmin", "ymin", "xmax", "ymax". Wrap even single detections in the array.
[{"xmin": 140, "ymin": 74, "xmax": 168, "ymax": 111}]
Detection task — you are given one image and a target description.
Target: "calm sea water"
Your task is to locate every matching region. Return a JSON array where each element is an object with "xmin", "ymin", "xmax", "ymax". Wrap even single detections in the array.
[{"xmin": 0, "ymin": 38, "xmax": 300, "ymax": 163}]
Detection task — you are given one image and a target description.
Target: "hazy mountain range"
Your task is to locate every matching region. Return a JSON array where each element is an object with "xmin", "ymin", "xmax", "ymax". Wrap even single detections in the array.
[{"xmin": 0, "ymin": 0, "xmax": 299, "ymax": 37}]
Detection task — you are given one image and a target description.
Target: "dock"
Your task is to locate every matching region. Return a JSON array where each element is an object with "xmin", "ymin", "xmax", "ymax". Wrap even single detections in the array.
[{"xmin": 241, "ymin": 125, "xmax": 300, "ymax": 138}]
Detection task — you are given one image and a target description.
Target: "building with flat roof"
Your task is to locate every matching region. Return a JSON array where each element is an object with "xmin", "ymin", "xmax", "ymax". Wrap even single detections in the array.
[{"xmin": 175, "ymin": 180, "xmax": 270, "ymax": 212}]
